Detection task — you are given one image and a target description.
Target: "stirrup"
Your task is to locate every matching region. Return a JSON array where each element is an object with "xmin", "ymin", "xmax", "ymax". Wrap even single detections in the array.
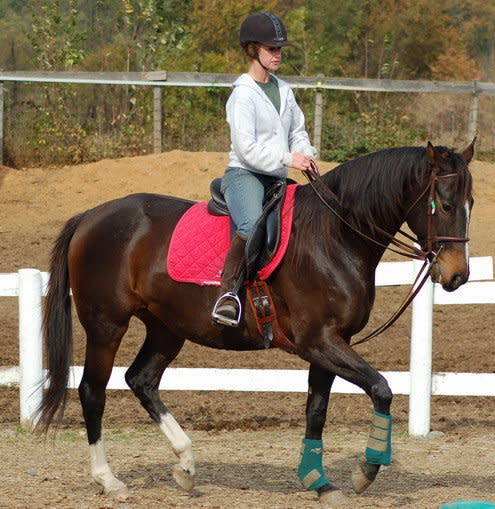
[{"xmin": 211, "ymin": 292, "xmax": 242, "ymax": 327}]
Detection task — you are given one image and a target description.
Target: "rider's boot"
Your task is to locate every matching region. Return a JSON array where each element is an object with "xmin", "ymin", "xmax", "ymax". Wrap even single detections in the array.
[{"xmin": 211, "ymin": 233, "xmax": 247, "ymax": 327}]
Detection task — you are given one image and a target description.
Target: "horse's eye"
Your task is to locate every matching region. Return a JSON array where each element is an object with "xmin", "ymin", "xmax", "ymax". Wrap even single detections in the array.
[{"xmin": 442, "ymin": 203, "xmax": 454, "ymax": 213}]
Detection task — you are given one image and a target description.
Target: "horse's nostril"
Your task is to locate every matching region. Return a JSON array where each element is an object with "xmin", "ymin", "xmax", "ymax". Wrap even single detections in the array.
[{"xmin": 451, "ymin": 273, "xmax": 466, "ymax": 289}]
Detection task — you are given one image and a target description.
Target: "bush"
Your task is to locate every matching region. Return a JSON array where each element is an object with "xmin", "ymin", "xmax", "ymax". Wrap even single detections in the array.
[{"xmin": 321, "ymin": 94, "xmax": 430, "ymax": 162}]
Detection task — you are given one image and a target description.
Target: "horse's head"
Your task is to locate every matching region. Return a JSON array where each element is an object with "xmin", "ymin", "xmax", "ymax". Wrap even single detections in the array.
[{"xmin": 406, "ymin": 140, "xmax": 475, "ymax": 292}]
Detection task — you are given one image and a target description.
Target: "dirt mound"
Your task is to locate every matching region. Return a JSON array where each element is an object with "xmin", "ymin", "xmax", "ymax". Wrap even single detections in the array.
[
  {"xmin": 0, "ymin": 150, "xmax": 493, "ymax": 271},
  {"xmin": 0, "ymin": 150, "xmax": 338, "ymax": 271}
]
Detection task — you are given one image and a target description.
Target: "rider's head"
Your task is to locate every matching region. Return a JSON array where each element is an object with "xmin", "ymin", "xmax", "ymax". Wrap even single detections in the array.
[{"xmin": 240, "ymin": 12, "xmax": 291, "ymax": 61}]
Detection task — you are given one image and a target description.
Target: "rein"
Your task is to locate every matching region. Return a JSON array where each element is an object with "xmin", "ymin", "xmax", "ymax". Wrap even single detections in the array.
[{"xmin": 301, "ymin": 160, "xmax": 468, "ymax": 346}]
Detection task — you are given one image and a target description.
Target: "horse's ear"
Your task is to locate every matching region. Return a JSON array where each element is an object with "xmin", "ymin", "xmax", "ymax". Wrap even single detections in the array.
[
  {"xmin": 462, "ymin": 137, "xmax": 476, "ymax": 164},
  {"xmin": 426, "ymin": 141, "xmax": 438, "ymax": 167}
]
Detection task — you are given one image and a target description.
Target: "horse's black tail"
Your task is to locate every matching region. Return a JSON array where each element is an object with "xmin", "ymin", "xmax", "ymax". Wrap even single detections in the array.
[{"xmin": 35, "ymin": 212, "xmax": 86, "ymax": 434}]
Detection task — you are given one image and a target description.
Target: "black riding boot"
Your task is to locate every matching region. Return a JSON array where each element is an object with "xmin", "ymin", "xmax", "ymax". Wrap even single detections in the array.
[{"xmin": 211, "ymin": 233, "xmax": 248, "ymax": 326}]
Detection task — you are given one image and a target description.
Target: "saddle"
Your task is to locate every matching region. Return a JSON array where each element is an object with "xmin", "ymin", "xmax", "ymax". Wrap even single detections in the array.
[{"xmin": 208, "ymin": 177, "xmax": 297, "ymax": 276}]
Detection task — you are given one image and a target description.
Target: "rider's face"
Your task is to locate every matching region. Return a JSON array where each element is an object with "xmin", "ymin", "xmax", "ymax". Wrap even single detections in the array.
[{"xmin": 257, "ymin": 45, "xmax": 282, "ymax": 71}]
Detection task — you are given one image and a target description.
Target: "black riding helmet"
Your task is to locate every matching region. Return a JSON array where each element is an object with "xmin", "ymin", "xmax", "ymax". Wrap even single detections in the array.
[{"xmin": 240, "ymin": 12, "xmax": 292, "ymax": 48}]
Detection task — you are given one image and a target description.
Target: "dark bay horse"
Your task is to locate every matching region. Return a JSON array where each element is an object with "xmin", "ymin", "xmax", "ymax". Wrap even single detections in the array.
[{"xmin": 38, "ymin": 141, "xmax": 474, "ymax": 504}]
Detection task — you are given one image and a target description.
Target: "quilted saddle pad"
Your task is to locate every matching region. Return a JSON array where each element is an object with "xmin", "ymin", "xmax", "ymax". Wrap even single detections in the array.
[{"xmin": 167, "ymin": 184, "xmax": 298, "ymax": 285}]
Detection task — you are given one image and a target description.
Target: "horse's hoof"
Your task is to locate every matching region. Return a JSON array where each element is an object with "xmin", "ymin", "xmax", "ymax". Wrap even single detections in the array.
[
  {"xmin": 104, "ymin": 485, "xmax": 129, "ymax": 500},
  {"xmin": 173, "ymin": 464, "xmax": 195, "ymax": 491},
  {"xmin": 319, "ymin": 489, "xmax": 350, "ymax": 507},
  {"xmin": 351, "ymin": 460, "xmax": 377, "ymax": 494}
]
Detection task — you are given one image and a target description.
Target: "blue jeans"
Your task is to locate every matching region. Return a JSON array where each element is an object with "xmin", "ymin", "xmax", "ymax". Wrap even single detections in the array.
[{"xmin": 221, "ymin": 167, "xmax": 280, "ymax": 239}]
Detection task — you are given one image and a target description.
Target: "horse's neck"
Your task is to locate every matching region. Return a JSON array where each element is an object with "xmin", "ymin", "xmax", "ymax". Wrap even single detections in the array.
[
  {"xmin": 319, "ymin": 169, "xmax": 409, "ymax": 251},
  {"xmin": 302, "ymin": 181, "xmax": 412, "ymax": 279}
]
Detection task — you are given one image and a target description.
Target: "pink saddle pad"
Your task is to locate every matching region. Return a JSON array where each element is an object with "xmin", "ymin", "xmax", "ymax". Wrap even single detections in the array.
[{"xmin": 167, "ymin": 184, "xmax": 299, "ymax": 285}]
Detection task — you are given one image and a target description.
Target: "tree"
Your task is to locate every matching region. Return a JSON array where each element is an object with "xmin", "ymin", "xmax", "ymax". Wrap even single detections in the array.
[
  {"xmin": 453, "ymin": 0, "xmax": 495, "ymax": 79},
  {"xmin": 29, "ymin": 0, "xmax": 86, "ymax": 70}
]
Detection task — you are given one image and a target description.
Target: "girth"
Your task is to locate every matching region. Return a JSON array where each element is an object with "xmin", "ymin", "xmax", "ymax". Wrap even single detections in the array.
[{"xmin": 247, "ymin": 280, "xmax": 297, "ymax": 353}]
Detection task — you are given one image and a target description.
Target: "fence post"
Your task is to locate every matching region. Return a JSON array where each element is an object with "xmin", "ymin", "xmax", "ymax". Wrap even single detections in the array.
[
  {"xmin": 408, "ymin": 260, "xmax": 434, "ymax": 436},
  {"xmin": 153, "ymin": 86, "xmax": 163, "ymax": 153},
  {"xmin": 467, "ymin": 79, "xmax": 479, "ymax": 143},
  {"xmin": 313, "ymin": 75, "xmax": 324, "ymax": 155},
  {"xmin": 0, "ymin": 81, "xmax": 4, "ymax": 165},
  {"xmin": 18, "ymin": 268, "xmax": 43, "ymax": 430}
]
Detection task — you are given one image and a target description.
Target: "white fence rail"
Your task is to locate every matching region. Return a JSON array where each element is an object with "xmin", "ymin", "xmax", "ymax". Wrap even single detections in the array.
[{"xmin": 0, "ymin": 257, "xmax": 493, "ymax": 435}]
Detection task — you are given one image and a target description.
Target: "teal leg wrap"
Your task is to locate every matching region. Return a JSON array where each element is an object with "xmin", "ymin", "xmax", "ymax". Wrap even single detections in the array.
[
  {"xmin": 297, "ymin": 438, "xmax": 330, "ymax": 490},
  {"xmin": 365, "ymin": 411, "xmax": 393, "ymax": 466}
]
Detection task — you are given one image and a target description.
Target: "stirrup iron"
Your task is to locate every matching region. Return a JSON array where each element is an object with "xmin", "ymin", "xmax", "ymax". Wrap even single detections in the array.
[{"xmin": 212, "ymin": 292, "xmax": 242, "ymax": 327}]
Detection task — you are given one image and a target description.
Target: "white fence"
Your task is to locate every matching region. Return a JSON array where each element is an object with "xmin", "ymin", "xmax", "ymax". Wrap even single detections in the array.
[{"xmin": 0, "ymin": 257, "xmax": 493, "ymax": 436}]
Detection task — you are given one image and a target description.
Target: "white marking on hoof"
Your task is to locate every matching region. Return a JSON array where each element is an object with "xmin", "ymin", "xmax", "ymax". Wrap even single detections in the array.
[
  {"xmin": 319, "ymin": 489, "xmax": 350, "ymax": 507},
  {"xmin": 351, "ymin": 463, "xmax": 373, "ymax": 494},
  {"xmin": 104, "ymin": 483, "xmax": 130, "ymax": 500},
  {"xmin": 172, "ymin": 464, "xmax": 196, "ymax": 491},
  {"xmin": 90, "ymin": 440, "xmax": 129, "ymax": 498},
  {"xmin": 159, "ymin": 412, "xmax": 196, "ymax": 490}
]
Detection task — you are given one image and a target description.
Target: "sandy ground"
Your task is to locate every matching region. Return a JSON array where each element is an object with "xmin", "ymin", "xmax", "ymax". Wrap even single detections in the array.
[
  {"xmin": 1, "ymin": 426, "xmax": 494, "ymax": 509},
  {"xmin": 0, "ymin": 150, "xmax": 494, "ymax": 508}
]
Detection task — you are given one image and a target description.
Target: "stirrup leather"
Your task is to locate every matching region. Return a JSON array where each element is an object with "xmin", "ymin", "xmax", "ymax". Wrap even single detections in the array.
[{"xmin": 211, "ymin": 292, "xmax": 242, "ymax": 327}]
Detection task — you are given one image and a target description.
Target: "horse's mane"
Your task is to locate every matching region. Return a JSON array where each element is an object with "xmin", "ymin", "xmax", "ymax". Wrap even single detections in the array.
[
  {"xmin": 293, "ymin": 146, "xmax": 471, "ymax": 262},
  {"xmin": 324, "ymin": 146, "xmax": 429, "ymax": 230}
]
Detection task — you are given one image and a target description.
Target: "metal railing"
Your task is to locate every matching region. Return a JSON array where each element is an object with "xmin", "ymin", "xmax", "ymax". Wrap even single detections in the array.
[{"xmin": 1, "ymin": 71, "xmax": 492, "ymax": 164}]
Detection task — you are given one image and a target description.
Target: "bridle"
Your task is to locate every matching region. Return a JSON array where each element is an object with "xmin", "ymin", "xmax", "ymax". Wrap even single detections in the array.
[
  {"xmin": 303, "ymin": 161, "xmax": 468, "ymax": 260},
  {"xmin": 302, "ymin": 160, "xmax": 470, "ymax": 345},
  {"xmin": 404, "ymin": 168, "xmax": 469, "ymax": 255}
]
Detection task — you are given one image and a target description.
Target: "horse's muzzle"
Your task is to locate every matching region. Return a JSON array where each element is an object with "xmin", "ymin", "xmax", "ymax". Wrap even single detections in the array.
[{"xmin": 429, "ymin": 260, "xmax": 469, "ymax": 292}]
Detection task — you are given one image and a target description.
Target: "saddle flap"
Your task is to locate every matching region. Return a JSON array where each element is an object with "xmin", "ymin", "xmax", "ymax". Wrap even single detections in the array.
[
  {"xmin": 207, "ymin": 178, "xmax": 229, "ymax": 216},
  {"xmin": 245, "ymin": 180, "xmax": 287, "ymax": 274},
  {"xmin": 208, "ymin": 177, "xmax": 298, "ymax": 271}
]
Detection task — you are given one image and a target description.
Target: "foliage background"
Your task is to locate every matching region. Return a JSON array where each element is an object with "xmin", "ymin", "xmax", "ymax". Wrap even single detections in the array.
[{"xmin": 1, "ymin": 0, "xmax": 494, "ymax": 167}]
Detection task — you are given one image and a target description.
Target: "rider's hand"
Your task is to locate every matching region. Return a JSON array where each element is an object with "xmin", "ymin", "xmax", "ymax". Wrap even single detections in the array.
[
  {"xmin": 290, "ymin": 152, "xmax": 313, "ymax": 171},
  {"xmin": 291, "ymin": 153, "xmax": 319, "ymax": 178}
]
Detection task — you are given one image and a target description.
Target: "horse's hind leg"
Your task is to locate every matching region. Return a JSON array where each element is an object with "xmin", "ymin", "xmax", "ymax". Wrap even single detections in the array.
[
  {"xmin": 125, "ymin": 311, "xmax": 195, "ymax": 491},
  {"xmin": 78, "ymin": 321, "xmax": 130, "ymax": 499}
]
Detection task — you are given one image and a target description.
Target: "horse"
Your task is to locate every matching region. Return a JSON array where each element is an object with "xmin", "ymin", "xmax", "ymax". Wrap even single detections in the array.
[{"xmin": 37, "ymin": 140, "xmax": 474, "ymax": 505}]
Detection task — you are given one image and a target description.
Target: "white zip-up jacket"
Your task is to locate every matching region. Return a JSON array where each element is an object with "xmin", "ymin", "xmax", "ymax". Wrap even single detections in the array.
[{"xmin": 227, "ymin": 73, "xmax": 317, "ymax": 178}]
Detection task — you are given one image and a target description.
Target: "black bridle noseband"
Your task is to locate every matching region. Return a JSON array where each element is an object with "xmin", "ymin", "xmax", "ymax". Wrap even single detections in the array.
[{"xmin": 302, "ymin": 160, "xmax": 469, "ymax": 345}]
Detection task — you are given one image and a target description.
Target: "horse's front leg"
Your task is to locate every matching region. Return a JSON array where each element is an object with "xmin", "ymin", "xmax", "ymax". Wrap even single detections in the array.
[
  {"xmin": 299, "ymin": 364, "xmax": 350, "ymax": 505},
  {"xmin": 299, "ymin": 331, "xmax": 393, "ymax": 496}
]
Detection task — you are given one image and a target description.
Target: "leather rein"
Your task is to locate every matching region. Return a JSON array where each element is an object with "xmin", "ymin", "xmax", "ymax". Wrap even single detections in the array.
[{"xmin": 301, "ymin": 160, "xmax": 469, "ymax": 346}]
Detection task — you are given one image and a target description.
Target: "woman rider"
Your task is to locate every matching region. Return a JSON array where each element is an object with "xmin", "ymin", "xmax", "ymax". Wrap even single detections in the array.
[{"xmin": 212, "ymin": 12, "xmax": 318, "ymax": 326}]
